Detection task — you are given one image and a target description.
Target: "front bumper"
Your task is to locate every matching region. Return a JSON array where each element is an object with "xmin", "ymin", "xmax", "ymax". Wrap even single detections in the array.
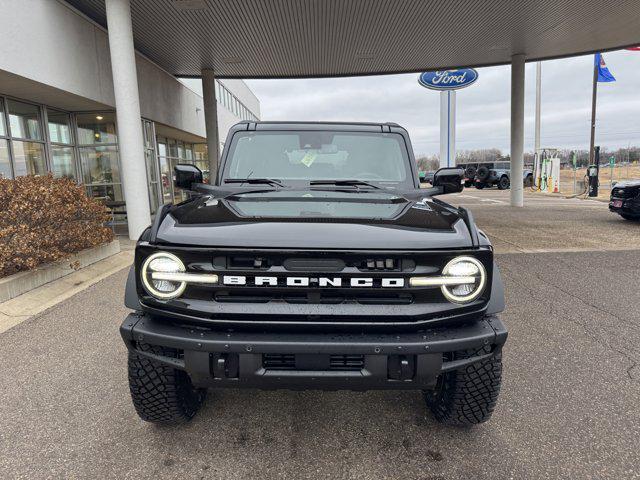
[
  {"xmin": 609, "ymin": 196, "xmax": 640, "ymax": 215},
  {"xmin": 120, "ymin": 313, "xmax": 507, "ymax": 390}
]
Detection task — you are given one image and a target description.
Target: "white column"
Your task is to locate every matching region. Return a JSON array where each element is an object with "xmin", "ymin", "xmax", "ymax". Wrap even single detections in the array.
[
  {"xmin": 202, "ymin": 69, "xmax": 220, "ymax": 184},
  {"xmin": 105, "ymin": 0, "xmax": 150, "ymax": 239},
  {"xmin": 439, "ymin": 90, "xmax": 456, "ymax": 168},
  {"xmin": 510, "ymin": 54, "xmax": 525, "ymax": 207},
  {"xmin": 534, "ymin": 61, "xmax": 541, "ymax": 156}
]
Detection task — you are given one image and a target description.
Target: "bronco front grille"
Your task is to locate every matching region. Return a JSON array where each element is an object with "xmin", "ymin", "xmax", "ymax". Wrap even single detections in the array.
[{"xmin": 612, "ymin": 187, "xmax": 639, "ymax": 199}]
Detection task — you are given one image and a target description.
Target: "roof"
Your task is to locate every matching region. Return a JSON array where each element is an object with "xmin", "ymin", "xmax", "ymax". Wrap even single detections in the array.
[
  {"xmin": 230, "ymin": 120, "xmax": 406, "ymax": 132},
  {"xmin": 64, "ymin": 0, "xmax": 640, "ymax": 78}
]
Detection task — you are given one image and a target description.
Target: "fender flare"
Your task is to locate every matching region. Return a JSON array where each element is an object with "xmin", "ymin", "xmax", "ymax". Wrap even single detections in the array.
[
  {"xmin": 486, "ymin": 262, "xmax": 505, "ymax": 315},
  {"xmin": 124, "ymin": 266, "xmax": 142, "ymax": 311}
]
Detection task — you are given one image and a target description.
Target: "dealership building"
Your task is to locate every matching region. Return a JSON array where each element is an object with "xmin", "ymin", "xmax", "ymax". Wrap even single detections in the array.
[{"xmin": 0, "ymin": 0, "xmax": 259, "ymax": 228}]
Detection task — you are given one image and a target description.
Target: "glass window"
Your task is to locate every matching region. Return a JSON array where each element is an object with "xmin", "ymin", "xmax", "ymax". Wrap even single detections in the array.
[
  {"xmin": 47, "ymin": 109, "xmax": 73, "ymax": 144},
  {"xmin": 7, "ymin": 100, "xmax": 42, "ymax": 140},
  {"xmin": 0, "ymin": 139, "xmax": 12, "ymax": 179},
  {"xmin": 158, "ymin": 155, "xmax": 172, "ymax": 204},
  {"xmin": 143, "ymin": 120, "xmax": 154, "ymax": 148},
  {"xmin": 12, "ymin": 140, "xmax": 46, "ymax": 176},
  {"xmin": 168, "ymin": 139, "xmax": 178, "ymax": 158},
  {"xmin": 76, "ymin": 113, "xmax": 117, "ymax": 145},
  {"xmin": 224, "ymin": 131, "xmax": 411, "ymax": 187},
  {"xmin": 85, "ymin": 184, "xmax": 123, "ymax": 203},
  {"xmin": 0, "ymin": 99, "xmax": 6, "ymax": 137},
  {"xmin": 79, "ymin": 146, "xmax": 121, "ymax": 185},
  {"xmin": 51, "ymin": 146, "xmax": 76, "ymax": 180}
]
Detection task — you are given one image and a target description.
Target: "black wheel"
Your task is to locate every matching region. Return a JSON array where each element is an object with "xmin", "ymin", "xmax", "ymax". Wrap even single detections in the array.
[
  {"xmin": 128, "ymin": 343, "xmax": 207, "ymax": 425},
  {"xmin": 620, "ymin": 213, "xmax": 640, "ymax": 221},
  {"xmin": 474, "ymin": 183, "xmax": 485, "ymax": 189},
  {"xmin": 425, "ymin": 346, "xmax": 503, "ymax": 426},
  {"xmin": 476, "ymin": 166, "xmax": 490, "ymax": 182},
  {"xmin": 464, "ymin": 165, "xmax": 477, "ymax": 180},
  {"xmin": 497, "ymin": 176, "xmax": 510, "ymax": 190},
  {"xmin": 524, "ymin": 174, "xmax": 533, "ymax": 188}
]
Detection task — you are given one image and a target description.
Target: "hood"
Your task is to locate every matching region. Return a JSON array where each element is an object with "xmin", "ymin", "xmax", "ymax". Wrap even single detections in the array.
[
  {"xmin": 155, "ymin": 190, "xmax": 472, "ymax": 250},
  {"xmin": 612, "ymin": 179, "xmax": 640, "ymax": 189}
]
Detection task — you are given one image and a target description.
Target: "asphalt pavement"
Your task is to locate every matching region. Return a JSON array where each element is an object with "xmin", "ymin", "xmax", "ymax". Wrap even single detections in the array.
[{"xmin": 1, "ymin": 191, "xmax": 639, "ymax": 479}]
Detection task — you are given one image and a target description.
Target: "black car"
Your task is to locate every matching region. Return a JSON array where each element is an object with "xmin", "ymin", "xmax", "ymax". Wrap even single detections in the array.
[
  {"xmin": 609, "ymin": 180, "xmax": 640, "ymax": 221},
  {"xmin": 120, "ymin": 121, "xmax": 507, "ymax": 426}
]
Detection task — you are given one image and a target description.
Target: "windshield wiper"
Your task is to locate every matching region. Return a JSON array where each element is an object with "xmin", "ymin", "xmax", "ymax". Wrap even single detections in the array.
[
  {"xmin": 309, "ymin": 179, "xmax": 381, "ymax": 190},
  {"xmin": 224, "ymin": 178, "xmax": 285, "ymax": 187}
]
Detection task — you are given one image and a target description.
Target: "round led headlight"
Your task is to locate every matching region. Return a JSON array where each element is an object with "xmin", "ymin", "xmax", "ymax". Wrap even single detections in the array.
[
  {"xmin": 141, "ymin": 252, "xmax": 187, "ymax": 300},
  {"xmin": 440, "ymin": 256, "xmax": 486, "ymax": 303}
]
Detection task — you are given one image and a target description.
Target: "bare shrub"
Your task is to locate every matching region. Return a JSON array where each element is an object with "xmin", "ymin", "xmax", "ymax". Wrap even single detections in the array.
[{"xmin": 0, "ymin": 175, "xmax": 115, "ymax": 277}]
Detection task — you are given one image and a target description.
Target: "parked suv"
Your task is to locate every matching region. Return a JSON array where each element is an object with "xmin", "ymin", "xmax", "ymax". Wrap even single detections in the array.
[
  {"xmin": 120, "ymin": 122, "xmax": 507, "ymax": 426},
  {"xmin": 609, "ymin": 180, "xmax": 640, "ymax": 220},
  {"xmin": 462, "ymin": 162, "xmax": 533, "ymax": 190}
]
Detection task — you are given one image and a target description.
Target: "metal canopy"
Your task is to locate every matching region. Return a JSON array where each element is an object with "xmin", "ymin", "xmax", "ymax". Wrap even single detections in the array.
[{"xmin": 65, "ymin": 0, "xmax": 640, "ymax": 78}]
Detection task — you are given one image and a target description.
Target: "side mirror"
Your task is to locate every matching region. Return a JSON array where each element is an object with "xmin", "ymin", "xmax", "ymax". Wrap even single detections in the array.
[
  {"xmin": 432, "ymin": 167, "xmax": 464, "ymax": 194},
  {"xmin": 174, "ymin": 164, "xmax": 203, "ymax": 190}
]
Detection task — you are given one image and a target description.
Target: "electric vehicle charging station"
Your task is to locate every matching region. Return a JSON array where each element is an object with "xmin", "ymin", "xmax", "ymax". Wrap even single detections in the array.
[
  {"xmin": 588, "ymin": 146, "xmax": 601, "ymax": 197},
  {"xmin": 533, "ymin": 148, "xmax": 561, "ymax": 193}
]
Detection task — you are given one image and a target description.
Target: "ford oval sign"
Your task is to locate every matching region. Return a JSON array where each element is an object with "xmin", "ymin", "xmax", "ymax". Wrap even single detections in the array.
[{"xmin": 418, "ymin": 69, "xmax": 478, "ymax": 90}]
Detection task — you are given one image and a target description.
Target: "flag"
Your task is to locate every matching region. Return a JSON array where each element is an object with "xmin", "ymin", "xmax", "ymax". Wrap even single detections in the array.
[{"xmin": 595, "ymin": 53, "xmax": 616, "ymax": 82}]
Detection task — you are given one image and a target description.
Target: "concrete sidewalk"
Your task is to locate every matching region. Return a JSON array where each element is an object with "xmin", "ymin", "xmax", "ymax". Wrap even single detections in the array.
[{"xmin": 0, "ymin": 250, "xmax": 133, "ymax": 334}]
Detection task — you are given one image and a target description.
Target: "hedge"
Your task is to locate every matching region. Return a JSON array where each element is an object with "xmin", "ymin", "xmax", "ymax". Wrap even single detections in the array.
[{"xmin": 0, "ymin": 175, "xmax": 114, "ymax": 277}]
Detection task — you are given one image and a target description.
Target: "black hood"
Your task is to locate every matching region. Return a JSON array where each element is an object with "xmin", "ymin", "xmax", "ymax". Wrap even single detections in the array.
[
  {"xmin": 612, "ymin": 179, "xmax": 640, "ymax": 189},
  {"xmin": 155, "ymin": 190, "xmax": 473, "ymax": 250}
]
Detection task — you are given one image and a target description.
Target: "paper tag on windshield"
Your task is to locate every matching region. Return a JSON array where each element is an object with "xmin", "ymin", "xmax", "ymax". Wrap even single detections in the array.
[{"xmin": 300, "ymin": 152, "xmax": 317, "ymax": 167}]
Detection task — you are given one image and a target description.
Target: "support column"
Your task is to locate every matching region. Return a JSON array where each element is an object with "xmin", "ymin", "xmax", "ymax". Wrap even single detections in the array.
[
  {"xmin": 439, "ymin": 90, "xmax": 456, "ymax": 168},
  {"xmin": 510, "ymin": 54, "xmax": 525, "ymax": 207},
  {"xmin": 202, "ymin": 69, "xmax": 220, "ymax": 183},
  {"xmin": 105, "ymin": 0, "xmax": 150, "ymax": 239}
]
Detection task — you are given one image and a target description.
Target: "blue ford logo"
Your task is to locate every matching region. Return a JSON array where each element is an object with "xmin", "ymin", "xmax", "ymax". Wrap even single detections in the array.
[{"xmin": 418, "ymin": 69, "xmax": 479, "ymax": 90}]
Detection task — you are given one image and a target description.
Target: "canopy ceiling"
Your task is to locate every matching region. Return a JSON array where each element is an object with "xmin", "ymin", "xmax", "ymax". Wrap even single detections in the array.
[{"xmin": 65, "ymin": 0, "xmax": 640, "ymax": 78}]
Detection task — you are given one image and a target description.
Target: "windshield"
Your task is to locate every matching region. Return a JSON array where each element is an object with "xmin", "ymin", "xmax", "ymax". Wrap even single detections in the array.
[{"xmin": 222, "ymin": 130, "xmax": 413, "ymax": 187}]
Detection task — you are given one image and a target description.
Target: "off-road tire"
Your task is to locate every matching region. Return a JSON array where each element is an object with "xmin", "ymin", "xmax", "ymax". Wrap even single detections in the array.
[
  {"xmin": 524, "ymin": 174, "xmax": 533, "ymax": 188},
  {"xmin": 476, "ymin": 166, "xmax": 490, "ymax": 182},
  {"xmin": 620, "ymin": 213, "xmax": 640, "ymax": 221},
  {"xmin": 497, "ymin": 176, "xmax": 510, "ymax": 190},
  {"xmin": 425, "ymin": 346, "xmax": 502, "ymax": 426},
  {"xmin": 128, "ymin": 343, "xmax": 207, "ymax": 425},
  {"xmin": 464, "ymin": 165, "xmax": 477, "ymax": 180}
]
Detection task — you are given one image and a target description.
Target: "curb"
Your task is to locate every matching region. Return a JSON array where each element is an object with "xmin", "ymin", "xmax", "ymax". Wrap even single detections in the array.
[{"xmin": 0, "ymin": 240, "xmax": 121, "ymax": 303}]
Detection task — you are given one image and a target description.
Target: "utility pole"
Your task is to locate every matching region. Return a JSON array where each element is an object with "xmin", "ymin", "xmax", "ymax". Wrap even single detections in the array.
[{"xmin": 589, "ymin": 62, "xmax": 598, "ymax": 165}]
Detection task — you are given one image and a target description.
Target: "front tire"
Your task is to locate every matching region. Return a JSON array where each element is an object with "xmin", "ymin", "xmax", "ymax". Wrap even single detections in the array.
[
  {"xmin": 425, "ymin": 346, "xmax": 502, "ymax": 426},
  {"xmin": 128, "ymin": 343, "xmax": 207, "ymax": 425},
  {"xmin": 497, "ymin": 176, "xmax": 510, "ymax": 190}
]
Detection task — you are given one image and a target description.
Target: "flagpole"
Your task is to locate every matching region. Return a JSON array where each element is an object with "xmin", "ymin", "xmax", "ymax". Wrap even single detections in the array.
[{"xmin": 589, "ymin": 60, "xmax": 598, "ymax": 165}]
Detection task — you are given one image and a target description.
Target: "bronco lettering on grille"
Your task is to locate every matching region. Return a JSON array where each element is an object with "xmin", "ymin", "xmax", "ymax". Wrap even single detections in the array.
[{"xmin": 222, "ymin": 275, "xmax": 405, "ymax": 288}]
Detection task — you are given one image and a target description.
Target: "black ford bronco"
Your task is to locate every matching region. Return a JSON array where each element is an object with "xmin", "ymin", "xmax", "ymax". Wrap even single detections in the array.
[
  {"xmin": 609, "ymin": 180, "xmax": 640, "ymax": 221},
  {"xmin": 121, "ymin": 121, "xmax": 507, "ymax": 426}
]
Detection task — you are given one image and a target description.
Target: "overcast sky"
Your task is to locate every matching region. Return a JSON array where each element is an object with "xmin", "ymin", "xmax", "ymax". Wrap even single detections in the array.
[{"xmin": 182, "ymin": 49, "xmax": 640, "ymax": 157}]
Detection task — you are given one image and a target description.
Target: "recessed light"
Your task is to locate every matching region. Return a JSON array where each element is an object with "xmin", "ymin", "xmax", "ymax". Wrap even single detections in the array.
[{"xmin": 96, "ymin": 115, "xmax": 103, "ymax": 120}]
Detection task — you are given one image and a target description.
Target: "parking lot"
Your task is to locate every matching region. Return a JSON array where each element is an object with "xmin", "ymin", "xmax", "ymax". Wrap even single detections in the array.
[{"xmin": 1, "ymin": 190, "xmax": 639, "ymax": 479}]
